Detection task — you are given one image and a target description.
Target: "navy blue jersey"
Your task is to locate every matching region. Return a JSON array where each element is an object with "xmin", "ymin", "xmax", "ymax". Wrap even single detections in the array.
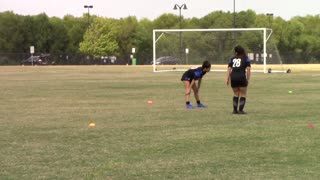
[
  {"xmin": 228, "ymin": 56, "xmax": 251, "ymax": 76},
  {"xmin": 181, "ymin": 67, "xmax": 207, "ymax": 81},
  {"xmin": 228, "ymin": 56, "xmax": 251, "ymax": 88}
]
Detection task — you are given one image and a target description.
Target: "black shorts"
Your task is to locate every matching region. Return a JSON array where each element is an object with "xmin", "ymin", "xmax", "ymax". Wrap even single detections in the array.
[
  {"xmin": 181, "ymin": 71, "xmax": 192, "ymax": 82},
  {"xmin": 231, "ymin": 75, "xmax": 247, "ymax": 88}
]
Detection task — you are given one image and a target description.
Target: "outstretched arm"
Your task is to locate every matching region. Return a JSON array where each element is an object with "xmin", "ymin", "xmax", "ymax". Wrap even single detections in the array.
[{"xmin": 197, "ymin": 79, "xmax": 202, "ymax": 89}]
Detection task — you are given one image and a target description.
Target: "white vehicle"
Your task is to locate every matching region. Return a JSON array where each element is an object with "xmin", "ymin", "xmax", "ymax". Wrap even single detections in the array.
[{"xmin": 151, "ymin": 56, "xmax": 180, "ymax": 65}]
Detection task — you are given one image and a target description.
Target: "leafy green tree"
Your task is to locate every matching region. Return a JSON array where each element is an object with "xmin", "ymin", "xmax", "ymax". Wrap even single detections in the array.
[
  {"xmin": 49, "ymin": 17, "xmax": 68, "ymax": 54},
  {"xmin": 63, "ymin": 15, "xmax": 87, "ymax": 53},
  {"xmin": 79, "ymin": 17, "xmax": 119, "ymax": 58},
  {"xmin": 0, "ymin": 11, "xmax": 24, "ymax": 53},
  {"xmin": 46, "ymin": 17, "xmax": 69, "ymax": 64},
  {"xmin": 236, "ymin": 10, "xmax": 256, "ymax": 28},
  {"xmin": 200, "ymin": 11, "xmax": 233, "ymax": 28},
  {"xmin": 295, "ymin": 16, "xmax": 320, "ymax": 63},
  {"xmin": 20, "ymin": 15, "xmax": 37, "ymax": 53},
  {"xmin": 31, "ymin": 13, "xmax": 53, "ymax": 53},
  {"xmin": 185, "ymin": 17, "xmax": 201, "ymax": 29},
  {"xmin": 135, "ymin": 18, "xmax": 154, "ymax": 64},
  {"xmin": 153, "ymin": 13, "xmax": 179, "ymax": 29},
  {"xmin": 1, "ymin": 9, "xmax": 320, "ymax": 65},
  {"xmin": 280, "ymin": 19, "xmax": 304, "ymax": 63},
  {"xmin": 0, "ymin": 11, "xmax": 26, "ymax": 64},
  {"xmin": 116, "ymin": 16, "xmax": 139, "ymax": 64}
]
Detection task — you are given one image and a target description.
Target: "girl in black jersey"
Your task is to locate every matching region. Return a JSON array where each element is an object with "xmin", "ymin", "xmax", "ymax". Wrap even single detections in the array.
[
  {"xmin": 226, "ymin": 45, "xmax": 251, "ymax": 114},
  {"xmin": 181, "ymin": 60, "xmax": 211, "ymax": 109}
]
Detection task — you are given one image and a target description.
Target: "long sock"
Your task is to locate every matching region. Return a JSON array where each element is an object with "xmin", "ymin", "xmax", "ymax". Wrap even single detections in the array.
[
  {"xmin": 239, "ymin": 97, "xmax": 246, "ymax": 111},
  {"xmin": 186, "ymin": 101, "xmax": 190, "ymax": 105},
  {"xmin": 233, "ymin": 96, "xmax": 239, "ymax": 111}
]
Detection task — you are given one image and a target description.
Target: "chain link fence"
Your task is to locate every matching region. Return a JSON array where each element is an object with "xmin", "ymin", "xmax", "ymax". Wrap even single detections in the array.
[
  {"xmin": 0, "ymin": 52, "xmax": 319, "ymax": 65},
  {"xmin": 0, "ymin": 53, "xmax": 132, "ymax": 65}
]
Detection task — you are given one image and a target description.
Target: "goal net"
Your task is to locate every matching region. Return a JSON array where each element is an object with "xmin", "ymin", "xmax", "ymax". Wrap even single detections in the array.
[{"xmin": 152, "ymin": 28, "xmax": 287, "ymax": 73}]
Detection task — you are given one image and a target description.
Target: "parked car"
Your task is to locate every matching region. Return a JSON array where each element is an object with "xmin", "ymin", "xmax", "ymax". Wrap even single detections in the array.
[
  {"xmin": 151, "ymin": 56, "xmax": 180, "ymax": 65},
  {"xmin": 21, "ymin": 54, "xmax": 51, "ymax": 65}
]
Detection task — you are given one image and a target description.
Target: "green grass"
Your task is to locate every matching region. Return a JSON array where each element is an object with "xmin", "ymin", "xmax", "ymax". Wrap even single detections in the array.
[{"xmin": 1, "ymin": 66, "xmax": 320, "ymax": 179}]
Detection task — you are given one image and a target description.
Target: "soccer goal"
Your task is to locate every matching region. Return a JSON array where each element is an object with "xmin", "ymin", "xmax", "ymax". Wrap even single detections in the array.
[{"xmin": 153, "ymin": 28, "xmax": 287, "ymax": 73}]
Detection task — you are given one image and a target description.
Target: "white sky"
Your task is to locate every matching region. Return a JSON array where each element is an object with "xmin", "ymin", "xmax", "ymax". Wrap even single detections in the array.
[{"xmin": 1, "ymin": 0, "xmax": 319, "ymax": 20}]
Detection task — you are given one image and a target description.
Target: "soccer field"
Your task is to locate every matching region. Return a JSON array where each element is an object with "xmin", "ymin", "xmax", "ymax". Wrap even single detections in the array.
[{"xmin": 1, "ymin": 65, "xmax": 320, "ymax": 179}]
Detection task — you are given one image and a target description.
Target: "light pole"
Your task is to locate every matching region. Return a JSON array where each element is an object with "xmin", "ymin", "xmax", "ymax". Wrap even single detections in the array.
[
  {"xmin": 173, "ymin": 4, "xmax": 187, "ymax": 63},
  {"xmin": 266, "ymin": 13, "xmax": 274, "ymax": 28},
  {"xmin": 233, "ymin": 0, "xmax": 236, "ymax": 28},
  {"xmin": 84, "ymin": 5, "xmax": 93, "ymax": 25}
]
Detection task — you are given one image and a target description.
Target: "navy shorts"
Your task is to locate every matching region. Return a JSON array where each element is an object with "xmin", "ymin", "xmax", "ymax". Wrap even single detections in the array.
[
  {"xmin": 181, "ymin": 71, "xmax": 192, "ymax": 82},
  {"xmin": 231, "ymin": 75, "xmax": 247, "ymax": 88}
]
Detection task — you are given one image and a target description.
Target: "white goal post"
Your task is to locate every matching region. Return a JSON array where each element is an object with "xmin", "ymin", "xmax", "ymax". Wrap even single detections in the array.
[{"xmin": 152, "ymin": 28, "xmax": 287, "ymax": 73}]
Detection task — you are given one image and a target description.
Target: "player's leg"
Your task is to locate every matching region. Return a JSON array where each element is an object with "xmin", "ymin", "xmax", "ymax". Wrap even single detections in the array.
[
  {"xmin": 232, "ymin": 87, "xmax": 240, "ymax": 113},
  {"xmin": 183, "ymin": 80, "xmax": 194, "ymax": 108},
  {"xmin": 192, "ymin": 83, "xmax": 206, "ymax": 108},
  {"xmin": 238, "ymin": 87, "xmax": 247, "ymax": 114},
  {"xmin": 231, "ymin": 76, "xmax": 240, "ymax": 113},
  {"xmin": 232, "ymin": 87, "xmax": 240, "ymax": 97},
  {"xmin": 191, "ymin": 83, "xmax": 200, "ymax": 102}
]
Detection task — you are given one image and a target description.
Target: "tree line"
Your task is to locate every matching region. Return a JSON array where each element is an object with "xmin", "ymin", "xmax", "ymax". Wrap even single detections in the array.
[{"xmin": 0, "ymin": 10, "xmax": 320, "ymax": 65}]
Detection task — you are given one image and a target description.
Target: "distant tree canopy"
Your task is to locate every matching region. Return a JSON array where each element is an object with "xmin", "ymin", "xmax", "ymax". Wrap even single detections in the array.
[
  {"xmin": 0, "ymin": 10, "xmax": 320, "ymax": 64},
  {"xmin": 80, "ymin": 17, "xmax": 119, "ymax": 58}
]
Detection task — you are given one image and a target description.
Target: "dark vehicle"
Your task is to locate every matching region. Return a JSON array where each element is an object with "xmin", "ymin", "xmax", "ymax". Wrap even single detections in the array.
[
  {"xmin": 21, "ymin": 54, "xmax": 51, "ymax": 65},
  {"xmin": 151, "ymin": 56, "xmax": 180, "ymax": 65}
]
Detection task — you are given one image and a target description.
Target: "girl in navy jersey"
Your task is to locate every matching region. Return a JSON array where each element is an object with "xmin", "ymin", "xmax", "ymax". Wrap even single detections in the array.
[
  {"xmin": 181, "ymin": 61, "xmax": 211, "ymax": 109},
  {"xmin": 226, "ymin": 45, "xmax": 251, "ymax": 114},
  {"xmin": 181, "ymin": 60, "xmax": 211, "ymax": 109}
]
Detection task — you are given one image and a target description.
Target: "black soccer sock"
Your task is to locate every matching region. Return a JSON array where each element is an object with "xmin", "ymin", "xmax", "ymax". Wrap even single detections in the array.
[
  {"xmin": 239, "ymin": 97, "xmax": 246, "ymax": 111},
  {"xmin": 233, "ymin": 96, "xmax": 239, "ymax": 111},
  {"xmin": 186, "ymin": 101, "xmax": 190, "ymax": 105},
  {"xmin": 197, "ymin": 100, "xmax": 201, "ymax": 104}
]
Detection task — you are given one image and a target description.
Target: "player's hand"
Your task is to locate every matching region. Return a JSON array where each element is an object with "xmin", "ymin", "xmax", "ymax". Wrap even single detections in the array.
[{"xmin": 226, "ymin": 79, "xmax": 230, "ymax": 86}]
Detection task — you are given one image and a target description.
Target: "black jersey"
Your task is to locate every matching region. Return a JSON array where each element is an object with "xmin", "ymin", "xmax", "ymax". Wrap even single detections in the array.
[
  {"xmin": 228, "ymin": 56, "xmax": 251, "ymax": 76},
  {"xmin": 228, "ymin": 56, "xmax": 251, "ymax": 88},
  {"xmin": 181, "ymin": 67, "xmax": 207, "ymax": 81}
]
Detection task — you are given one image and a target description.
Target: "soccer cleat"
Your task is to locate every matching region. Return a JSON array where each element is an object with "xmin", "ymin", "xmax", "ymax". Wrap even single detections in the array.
[
  {"xmin": 186, "ymin": 104, "xmax": 195, "ymax": 109},
  {"xmin": 232, "ymin": 110, "xmax": 238, "ymax": 114},
  {"xmin": 197, "ymin": 103, "xmax": 207, "ymax": 108},
  {"xmin": 238, "ymin": 111, "xmax": 247, "ymax": 114}
]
